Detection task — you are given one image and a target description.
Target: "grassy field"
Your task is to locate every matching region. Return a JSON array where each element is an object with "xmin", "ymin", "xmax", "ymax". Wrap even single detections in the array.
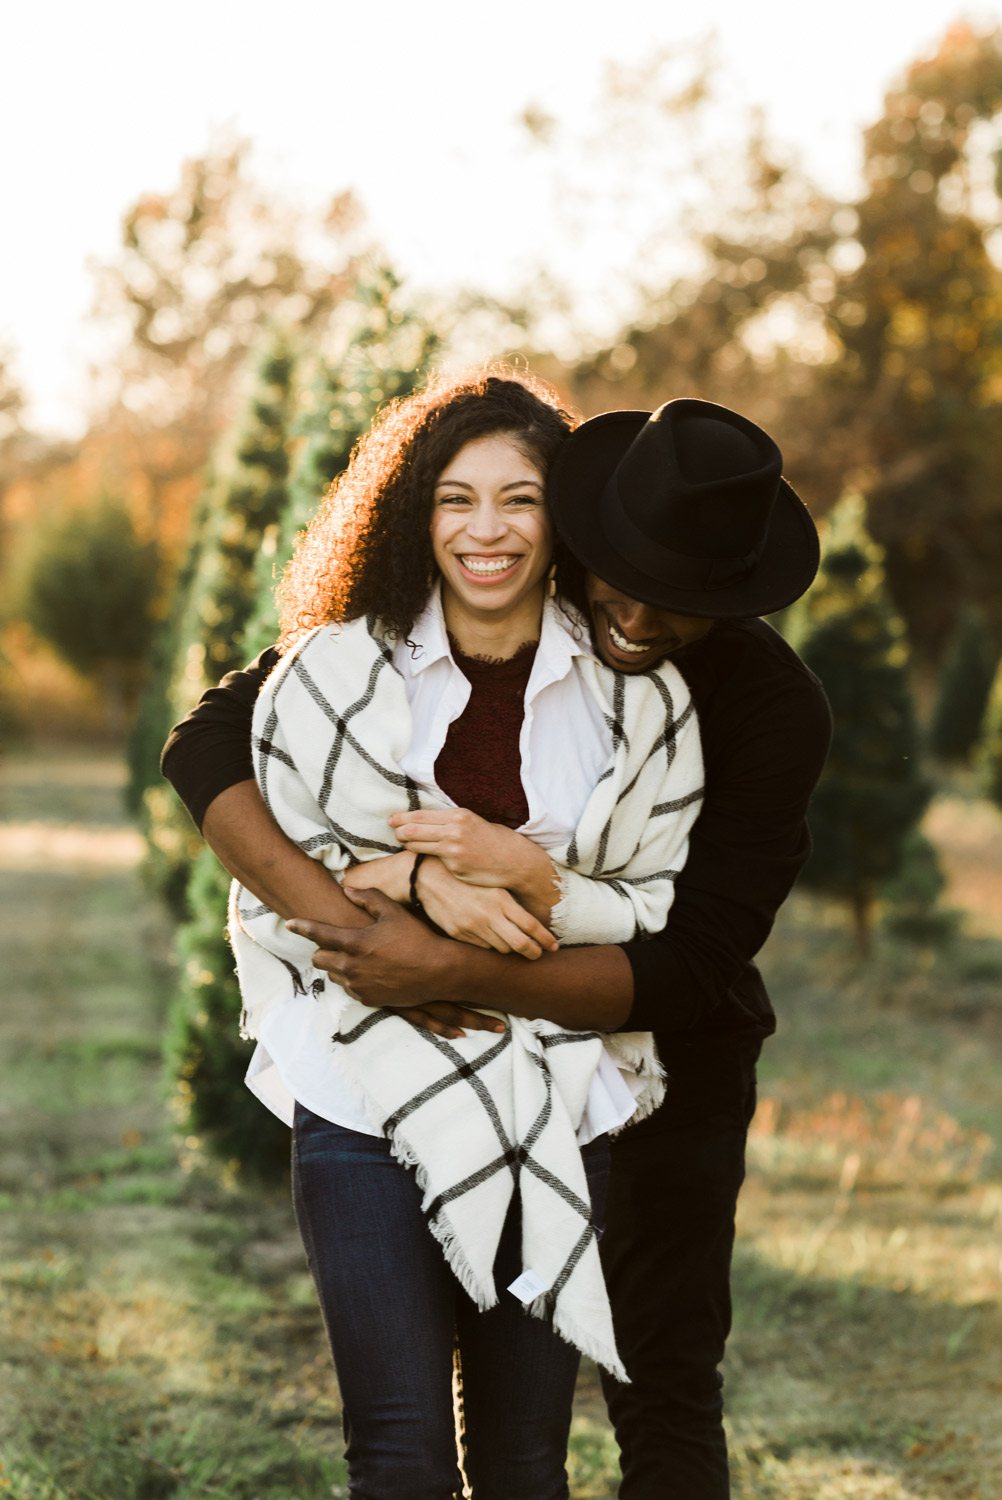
[{"xmin": 1, "ymin": 750, "xmax": 1001, "ymax": 1499}]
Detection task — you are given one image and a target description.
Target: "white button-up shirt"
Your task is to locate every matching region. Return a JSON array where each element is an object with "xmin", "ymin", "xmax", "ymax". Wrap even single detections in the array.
[
  {"xmin": 397, "ymin": 587, "xmax": 612, "ymax": 845},
  {"xmin": 247, "ymin": 588, "xmax": 642, "ymax": 1142}
]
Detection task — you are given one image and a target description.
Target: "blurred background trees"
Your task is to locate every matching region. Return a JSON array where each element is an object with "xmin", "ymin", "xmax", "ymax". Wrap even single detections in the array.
[
  {"xmin": 5, "ymin": 19, "xmax": 1002, "ymax": 1174},
  {"xmin": 16, "ymin": 499, "xmax": 160, "ymax": 733},
  {"xmin": 787, "ymin": 495, "xmax": 932, "ymax": 949},
  {"xmin": 160, "ymin": 271, "xmax": 439, "ymax": 1181}
]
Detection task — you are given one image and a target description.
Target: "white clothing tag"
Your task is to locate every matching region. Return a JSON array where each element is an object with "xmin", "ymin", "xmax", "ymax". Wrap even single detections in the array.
[{"xmin": 507, "ymin": 1268, "xmax": 551, "ymax": 1303}]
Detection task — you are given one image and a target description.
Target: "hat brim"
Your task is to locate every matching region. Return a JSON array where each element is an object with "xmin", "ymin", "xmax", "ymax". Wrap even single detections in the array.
[{"xmin": 548, "ymin": 410, "xmax": 820, "ymax": 618}]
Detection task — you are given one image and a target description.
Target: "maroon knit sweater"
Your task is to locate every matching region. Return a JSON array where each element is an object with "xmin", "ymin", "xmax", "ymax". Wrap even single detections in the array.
[{"xmin": 433, "ymin": 638, "xmax": 536, "ymax": 828}]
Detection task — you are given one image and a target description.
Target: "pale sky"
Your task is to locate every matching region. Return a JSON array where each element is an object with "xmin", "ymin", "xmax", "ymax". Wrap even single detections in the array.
[{"xmin": 5, "ymin": 0, "xmax": 1002, "ymax": 434}]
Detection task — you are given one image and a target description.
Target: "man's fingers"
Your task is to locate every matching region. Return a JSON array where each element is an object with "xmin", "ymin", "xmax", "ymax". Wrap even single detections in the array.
[
  {"xmin": 402, "ymin": 1007, "xmax": 465, "ymax": 1039},
  {"xmin": 285, "ymin": 916, "xmax": 355, "ymax": 947},
  {"xmin": 437, "ymin": 1004, "xmax": 506, "ymax": 1033},
  {"xmin": 309, "ymin": 949, "xmax": 350, "ymax": 981}
]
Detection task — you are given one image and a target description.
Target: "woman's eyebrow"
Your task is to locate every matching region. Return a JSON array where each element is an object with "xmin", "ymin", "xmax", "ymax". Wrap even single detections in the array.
[{"xmin": 434, "ymin": 478, "xmax": 543, "ymax": 490}]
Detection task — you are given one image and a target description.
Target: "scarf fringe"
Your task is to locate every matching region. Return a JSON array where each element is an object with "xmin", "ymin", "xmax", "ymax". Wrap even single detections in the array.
[
  {"xmin": 388, "ymin": 1128, "xmax": 501, "ymax": 1312},
  {"xmin": 526, "ymin": 1292, "xmax": 629, "ymax": 1383}
]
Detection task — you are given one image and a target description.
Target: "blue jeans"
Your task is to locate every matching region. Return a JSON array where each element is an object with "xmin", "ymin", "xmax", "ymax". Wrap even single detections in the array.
[{"xmin": 292, "ymin": 1103, "xmax": 610, "ymax": 1500}]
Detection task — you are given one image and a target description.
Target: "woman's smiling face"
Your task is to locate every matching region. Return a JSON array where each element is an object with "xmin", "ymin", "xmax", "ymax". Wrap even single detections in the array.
[{"xmin": 431, "ymin": 433, "xmax": 553, "ymax": 625}]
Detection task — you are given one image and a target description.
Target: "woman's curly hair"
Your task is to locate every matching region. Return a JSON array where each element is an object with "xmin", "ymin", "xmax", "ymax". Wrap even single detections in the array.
[{"xmin": 277, "ymin": 367, "xmax": 577, "ymax": 648}]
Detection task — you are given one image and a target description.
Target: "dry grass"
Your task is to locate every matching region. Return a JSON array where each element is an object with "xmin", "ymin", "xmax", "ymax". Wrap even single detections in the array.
[{"xmin": 2, "ymin": 752, "xmax": 1001, "ymax": 1497}]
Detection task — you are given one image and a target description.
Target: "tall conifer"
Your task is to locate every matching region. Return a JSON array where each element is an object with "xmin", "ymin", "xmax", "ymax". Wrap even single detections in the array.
[
  {"xmin": 787, "ymin": 494, "xmax": 932, "ymax": 949},
  {"xmin": 133, "ymin": 334, "xmax": 298, "ymax": 916},
  {"xmin": 167, "ymin": 272, "xmax": 440, "ymax": 1179}
]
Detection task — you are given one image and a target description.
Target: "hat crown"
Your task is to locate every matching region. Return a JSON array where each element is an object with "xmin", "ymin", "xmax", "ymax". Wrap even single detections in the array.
[{"xmin": 614, "ymin": 399, "xmax": 783, "ymax": 561}]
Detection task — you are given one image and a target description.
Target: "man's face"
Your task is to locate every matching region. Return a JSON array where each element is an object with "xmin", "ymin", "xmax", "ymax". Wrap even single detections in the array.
[{"xmin": 585, "ymin": 574, "xmax": 716, "ymax": 672}]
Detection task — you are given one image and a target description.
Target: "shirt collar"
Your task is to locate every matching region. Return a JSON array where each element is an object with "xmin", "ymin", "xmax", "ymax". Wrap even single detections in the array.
[
  {"xmin": 397, "ymin": 584, "xmax": 598, "ymax": 680},
  {"xmin": 397, "ymin": 584, "xmax": 453, "ymax": 677}
]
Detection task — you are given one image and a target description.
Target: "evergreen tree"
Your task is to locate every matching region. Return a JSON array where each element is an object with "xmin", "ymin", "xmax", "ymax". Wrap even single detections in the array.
[
  {"xmin": 174, "ymin": 331, "xmax": 298, "ymax": 711},
  {"xmin": 167, "ymin": 270, "xmax": 440, "ymax": 1181},
  {"xmin": 928, "ymin": 607, "xmax": 999, "ymax": 762},
  {"xmin": 978, "ymin": 658, "xmax": 1002, "ymax": 809},
  {"xmin": 165, "ymin": 845, "xmax": 291, "ymax": 1181},
  {"xmin": 244, "ymin": 264, "xmax": 442, "ymax": 657},
  {"xmin": 132, "ymin": 333, "xmax": 298, "ymax": 916},
  {"xmin": 787, "ymin": 494, "xmax": 932, "ymax": 949},
  {"xmin": 125, "ymin": 478, "xmax": 215, "ymax": 815}
]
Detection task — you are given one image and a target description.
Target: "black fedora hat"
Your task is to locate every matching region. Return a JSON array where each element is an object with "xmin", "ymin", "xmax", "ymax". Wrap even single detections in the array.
[{"xmin": 548, "ymin": 398, "xmax": 819, "ymax": 618}]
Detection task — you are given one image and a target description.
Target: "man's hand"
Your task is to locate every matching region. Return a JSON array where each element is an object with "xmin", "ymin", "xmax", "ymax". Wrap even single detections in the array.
[
  {"xmin": 286, "ymin": 887, "xmax": 503, "ymax": 1026},
  {"xmin": 395, "ymin": 1003, "xmax": 507, "ymax": 1040},
  {"xmin": 288, "ymin": 885, "xmax": 634, "ymax": 1033}
]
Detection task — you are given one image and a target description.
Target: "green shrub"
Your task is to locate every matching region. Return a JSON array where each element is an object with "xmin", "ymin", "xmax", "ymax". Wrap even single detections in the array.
[
  {"xmin": 880, "ymin": 830, "xmax": 960, "ymax": 946},
  {"xmin": 18, "ymin": 498, "xmax": 160, "ymax": 732}
]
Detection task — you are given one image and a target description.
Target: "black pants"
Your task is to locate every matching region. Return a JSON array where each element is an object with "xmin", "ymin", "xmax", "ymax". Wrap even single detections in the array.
[{"xmin": 600, "ymin": 1046, "xmax": 758, "ymax": 1500}]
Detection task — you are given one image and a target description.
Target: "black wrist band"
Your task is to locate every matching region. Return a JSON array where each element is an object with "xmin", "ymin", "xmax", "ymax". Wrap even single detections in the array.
[{"xmin": 409, "ymin": 852, "xmax": 427, "ymax": 914}]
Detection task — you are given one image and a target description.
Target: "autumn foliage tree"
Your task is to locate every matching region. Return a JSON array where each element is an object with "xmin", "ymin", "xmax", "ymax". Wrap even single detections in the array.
[
  {"xmin": 552, "ymin": 25, "xmax": 1002, "ymax": 657},
  {"xmin": 88, "ymin": 136, "xmax": 367, "ymax": 566}
]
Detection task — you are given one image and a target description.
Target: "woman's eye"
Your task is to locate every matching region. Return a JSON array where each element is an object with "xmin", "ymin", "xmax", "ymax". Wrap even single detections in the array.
[{"xmin": 506, "ymin": 495, "xmax": 542, "ymax": 507}]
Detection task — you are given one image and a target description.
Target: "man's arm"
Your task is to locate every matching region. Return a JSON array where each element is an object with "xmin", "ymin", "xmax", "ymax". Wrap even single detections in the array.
[
  {"xmin": 288, "ymin": 887, "xmax": 635, "ymax": 1031},
  {"xmin": 290, "ymin": 662, "xmax": 832, "ymax": 1035},
  {"xmin": 162, "ymin": 637, "xmax": 831, "ymax": 1039},
  {"xmin": 203, "ymin": 780, "xmax": 369, "ymax": 927},
  {"xmin": 161, "ymin": 649, "xmax": 280, "ymax": 831},
  {"xmin": 161, "ymin": 652, "xmax": 503, "ymax": 1039},
  {"xmin": 163, "ymin": 651, "xmax": 366, "ymax": 929}
]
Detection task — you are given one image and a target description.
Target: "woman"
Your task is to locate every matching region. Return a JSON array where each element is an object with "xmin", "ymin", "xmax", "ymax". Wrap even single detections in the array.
[{"xmin": 230, "ymin": 370, "xmax": 703, "ymax": 1500}]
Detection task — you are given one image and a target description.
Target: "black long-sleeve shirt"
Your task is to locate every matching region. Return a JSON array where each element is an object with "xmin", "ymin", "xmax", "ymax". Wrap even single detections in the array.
[{"xmin": 161, "ymin": 618, "xmax": 831, "ymax": 1082}]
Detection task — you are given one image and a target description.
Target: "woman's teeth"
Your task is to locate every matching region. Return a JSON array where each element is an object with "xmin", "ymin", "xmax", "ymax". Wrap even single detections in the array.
[
  {"xmin": 609, "ymin": 622, "xmax": 650, "ymax": 654},
  {"xmin": 461, "ymin": 555, "xmax": 519, "ymax": 575}
]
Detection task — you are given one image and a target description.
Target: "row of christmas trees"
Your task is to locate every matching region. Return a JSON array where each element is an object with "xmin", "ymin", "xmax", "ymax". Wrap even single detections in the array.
[
  {"xmin": 130, "ymin": 280, "xmax": 1002, "ymax": 1181},
  {"xmin": 129, "ymin": 268, "xmax": 440, "ymax": 1178}
]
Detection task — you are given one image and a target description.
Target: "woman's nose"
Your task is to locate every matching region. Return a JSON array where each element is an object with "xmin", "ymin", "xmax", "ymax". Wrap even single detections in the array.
[{"xmin": 465, "ymin": 502, "xmax": 508, "ymax": 542}]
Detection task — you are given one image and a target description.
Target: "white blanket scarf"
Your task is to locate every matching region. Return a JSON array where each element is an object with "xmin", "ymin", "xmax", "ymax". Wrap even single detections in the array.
[{"xmin": 229, "ymin": 612, "xmax": 703, "ymax": 1378}]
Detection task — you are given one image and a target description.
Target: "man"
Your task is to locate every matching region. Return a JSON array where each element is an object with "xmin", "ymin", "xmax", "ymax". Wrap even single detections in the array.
[{"xmin": 163, "ymin": 397, "xmax": 832, "ymax": 1498}]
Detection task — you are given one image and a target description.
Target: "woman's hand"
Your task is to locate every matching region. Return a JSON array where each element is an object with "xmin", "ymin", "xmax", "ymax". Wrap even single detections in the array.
[
  {"xmin": 415, "ymin": 856, "xmax": 558, "ymax": 959},
  {"xmin": 388, "ymin": 808, "xmax": 559, "ymax": 919},
  {"xmin": 342, "ymin": 852, "xmax": 413, "ymax": 906}
]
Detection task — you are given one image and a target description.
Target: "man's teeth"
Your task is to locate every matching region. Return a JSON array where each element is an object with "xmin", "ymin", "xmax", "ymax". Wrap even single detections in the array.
[
  {"xmin": 609, "ymin": 623, "xmax": 650, "ymax": 654},
  {"xmin": 461, "ymin": 555, "xmax": 519, "ymax": 575}
]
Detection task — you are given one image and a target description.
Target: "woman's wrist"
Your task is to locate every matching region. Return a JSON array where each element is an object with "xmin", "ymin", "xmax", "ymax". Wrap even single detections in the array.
[
  {"xmin": 409, "ymin": 852, "xmax": 427, "ymax": 912},
  {"xmin": 507, "ymin": 840, "xmax": 561, "ymax": 918}
]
